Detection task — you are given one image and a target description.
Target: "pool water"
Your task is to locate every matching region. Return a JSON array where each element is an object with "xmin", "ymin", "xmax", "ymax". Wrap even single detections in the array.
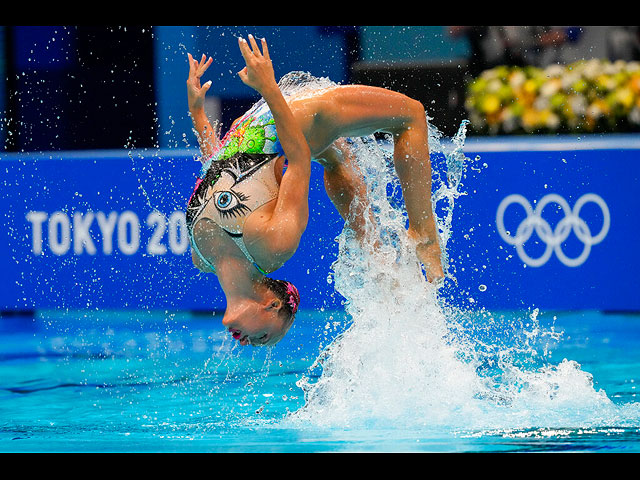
[
  {"xmin": 3, "ymin": 119, "xmax": 639, "ymax": 453},
  {"xmin": 1, "ymin": 308, "xmax": 639, "ymax": 452}
]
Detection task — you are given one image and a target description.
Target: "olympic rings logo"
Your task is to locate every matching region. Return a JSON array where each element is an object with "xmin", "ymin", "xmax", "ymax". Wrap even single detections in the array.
[{"xmin": 496, "ymin": 193, "xmax": 610, "ymax": 267}]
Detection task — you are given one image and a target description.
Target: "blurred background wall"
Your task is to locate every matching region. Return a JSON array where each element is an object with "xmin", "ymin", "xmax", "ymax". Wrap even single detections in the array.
[
  {"xmin": 3, "ymin": 25, "xmax": 636, "ymax": 152},
  {"xmin": 1, "ymin": 26, "xmax": 639, "ymax": 313}
]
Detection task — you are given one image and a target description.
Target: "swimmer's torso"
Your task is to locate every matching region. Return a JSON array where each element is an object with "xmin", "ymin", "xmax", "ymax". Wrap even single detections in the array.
[{"xmin": 186, "ymin": 102, "xmax": 285, "ymax": 274}]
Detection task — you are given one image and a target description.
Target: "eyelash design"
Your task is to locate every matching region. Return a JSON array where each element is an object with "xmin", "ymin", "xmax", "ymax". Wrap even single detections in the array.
[
  {"xmin": 214, "ymin": 190, "xmax": 251, "ymax": 219},
  {"xmin": 220, "ymin": 203, "xmax": 251, "ymax": 220}
]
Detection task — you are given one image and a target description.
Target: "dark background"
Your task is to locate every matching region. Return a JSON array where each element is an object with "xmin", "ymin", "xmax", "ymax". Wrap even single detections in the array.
[{"xmin": 4, "ymin": 25, "xmax": 630, "ymax": 153}]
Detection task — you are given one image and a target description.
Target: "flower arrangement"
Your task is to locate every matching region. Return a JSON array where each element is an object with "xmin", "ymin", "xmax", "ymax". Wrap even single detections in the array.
[{"xmin": 464, "ymin": 59, "xmax": 640, "ymax": 134}]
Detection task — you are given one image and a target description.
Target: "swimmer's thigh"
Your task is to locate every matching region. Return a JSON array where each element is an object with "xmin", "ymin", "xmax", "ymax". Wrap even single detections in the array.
[{"xmin": 291, "ymin": 85, "xmax": 423, "ymax": 154}]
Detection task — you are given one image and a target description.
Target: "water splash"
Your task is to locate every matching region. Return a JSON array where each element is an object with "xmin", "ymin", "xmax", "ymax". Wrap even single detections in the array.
[
  {"xmin": 274, "ymin": 73, "xmax": 640, "ymax": 433},
  {"xmin": 287, "ymin": 118, "xmax": 484, "ymax": 429}
]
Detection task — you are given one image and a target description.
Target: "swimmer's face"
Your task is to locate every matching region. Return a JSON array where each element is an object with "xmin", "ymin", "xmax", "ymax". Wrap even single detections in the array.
[{"xmin": 222, "ymin": 297, "xmax": 289, "ymax": 347}]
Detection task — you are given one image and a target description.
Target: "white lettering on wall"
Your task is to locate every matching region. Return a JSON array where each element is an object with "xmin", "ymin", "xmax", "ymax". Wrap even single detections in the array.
[
  {"xmin": 25, "ymin": 211, "xmax": 48, "ymax": 255},
  {"xmin": 49, "ymin": 211, "xmax": 71, "ymax": 255},
  {"xmin": 25, "ymin": 210, "xmax": 189, "ymax": 256},
  {"xmin": 146, "ymin": 211, "xmax": 168, "ymax": 255},
  {"xmin": 168, "ymin": 211, "xmax": 189, "ymax": 255},
  {"xmin": 73, "ymin": 211, "xmax": 97, "ymax": 255},
  {"xmin": 117, "ymin": 211, "xmax": 140, "ymax": 255},
  {"xmin": 95, "ymin": 211, "xmax": 117, "ymax": 254}
]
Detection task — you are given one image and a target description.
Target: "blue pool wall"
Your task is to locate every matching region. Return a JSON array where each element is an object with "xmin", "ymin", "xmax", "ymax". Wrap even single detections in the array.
[{"xmin": 2, "ymin": 134, "xmax": 639, "ymax": 313}]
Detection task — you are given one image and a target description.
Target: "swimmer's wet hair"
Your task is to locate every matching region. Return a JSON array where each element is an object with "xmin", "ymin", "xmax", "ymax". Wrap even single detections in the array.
[{"xmin": 261, "ymin": 277, "xmax": 300, "ymax": 328}]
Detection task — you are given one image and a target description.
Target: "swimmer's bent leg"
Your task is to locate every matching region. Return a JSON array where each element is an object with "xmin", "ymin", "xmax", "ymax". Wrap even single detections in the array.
[
  {"xmin": 292, "ymin": 85, "xmax": 443, "ymax": 280},
  {"xmin": 316, "ymin": 140, "xmax": 371, "ymax": 242}
]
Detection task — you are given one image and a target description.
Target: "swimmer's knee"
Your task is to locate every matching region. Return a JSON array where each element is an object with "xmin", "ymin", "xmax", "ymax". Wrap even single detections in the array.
[
  {"xmin": 405, "ymin": 98, "xmax": 427, "ymax": 127},
  {"xmin": 387, "ymin": 97, "xmax": 427, "ymax": 137}
]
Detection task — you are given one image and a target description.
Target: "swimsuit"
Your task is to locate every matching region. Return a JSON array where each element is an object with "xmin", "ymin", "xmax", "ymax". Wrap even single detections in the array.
[{"xmin": 186, "ymin": 101, "xmax": 284, "ymax": 274}]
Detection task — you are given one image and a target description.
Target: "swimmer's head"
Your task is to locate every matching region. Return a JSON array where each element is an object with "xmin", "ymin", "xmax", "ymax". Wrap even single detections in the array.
[{"xmin": 222, "ymin": 277, "xmax": 299, "ymax": 347}]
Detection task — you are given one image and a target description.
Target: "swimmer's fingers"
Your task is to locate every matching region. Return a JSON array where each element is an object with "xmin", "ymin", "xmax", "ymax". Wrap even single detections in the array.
[
  {"xmin": 198, "ymin": 54, "xmax": 213, "ymax": 74},
  {"xmin": 198, "ymin": 55, "xmax": 213, "ymax": 77},
  {"xmin": 187, "ymin": 53, "xmax": 213, "ymax": 80},
  {"xmin": 194, "ymin": 55, "xmax": 213, "ymax": 78},
  {"xmin": 187, "ymin": 52, "xmax": 213, "ymax": 111},
  {"xmin": 261, "ymin": 38, "xmax": 270, "ymax": 61},
  {"xmin": 240, "ymin": 34, "xmax": 267, "ymax": 61},
  {"xmin": 247, "ymin": 34, "xmax": 262, "ymax": 57},
  {"xmin": 248, "ymin": 35, "xmax": 270, "ymax": 61},
  {"xmin": 237, "ymin": 66, "xmax": 248, "ymax": 84},
  {"xmin": 238, "ymin": 37, "xmax": 254, "ymax": 65},
  {"xmin": 187, "ymin": 53, "xmax": 196, "ymax": 77},
  {"xmin": 237, "ymin": 35, "xmax": 275, "ymax": 92}
]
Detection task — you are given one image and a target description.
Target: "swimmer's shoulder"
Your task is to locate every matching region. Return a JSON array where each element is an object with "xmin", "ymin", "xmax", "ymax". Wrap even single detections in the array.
[{"xmin": 243, "ymin": 200, "xmax": 298, "ymax": 272}]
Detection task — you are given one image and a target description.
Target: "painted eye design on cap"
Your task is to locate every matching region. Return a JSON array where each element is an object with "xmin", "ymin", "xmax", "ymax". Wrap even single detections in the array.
[
  {"xmin": 215, "ymin": 191, "xmax": 234, "ymax": 209},
  {"xmin": 213, "ymin": 190, "xmax": 251, "ymax": 219}
]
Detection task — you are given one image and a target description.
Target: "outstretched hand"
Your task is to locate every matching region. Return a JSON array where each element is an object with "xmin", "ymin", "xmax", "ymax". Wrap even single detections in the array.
[
  {"xmin": 186, "ymin": 53, "xmax": 213, "ymax": 112},
  {"xmin": 237, "ymin": 35, "xmax": 278, "ymax": 95}
]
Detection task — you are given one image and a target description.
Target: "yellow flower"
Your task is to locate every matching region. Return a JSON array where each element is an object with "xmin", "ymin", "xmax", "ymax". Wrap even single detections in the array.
[
  {"xmin": 629, "ymin": 74, "xmax": 640, "ymax": 94},
  {"xmin": 466, "ymin": 60, "xmax": 640, "ymax": 133},
  {"xmin": 571, "ymin": 78, "xmax": 588, "ymax": 94},
  {"xmin": 482, "ymin": 94, "xmax": 501, "ymax": 115},
  {"xmin": 468, "ymin": 77, "xmax": 488, "ymax": 95},
  {"xmin": 613, "ymin": 87, "xmax": 635, "ymax": 110},
  {"xmin": 523, "ymin": 79, "xmax": 538, "ymax": 95},
  {"xmin": 596, "ymin": 74, "xmax": 616, "ymax": 92},
  {"xmin": 497, "ymin": 84, "xmax": 513, "ymax": 101},
  {"xmin": 522, "ymin": 109, "xmax": 540, "ymax": 129}
]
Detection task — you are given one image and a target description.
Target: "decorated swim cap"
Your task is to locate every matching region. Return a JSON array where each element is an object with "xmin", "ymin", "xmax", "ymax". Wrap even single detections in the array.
[{"xmin": 285, "ymin": 282, "xmax": 300, "ymax": 314}]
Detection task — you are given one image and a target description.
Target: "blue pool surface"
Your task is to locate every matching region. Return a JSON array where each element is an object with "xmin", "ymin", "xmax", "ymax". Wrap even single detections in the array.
[{"xmin": 1, "ymin": 308, "xmax": 639, "ymax": 452}]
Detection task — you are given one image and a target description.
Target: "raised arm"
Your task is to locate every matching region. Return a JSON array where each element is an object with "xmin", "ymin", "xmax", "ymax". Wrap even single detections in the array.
[
  {"xmin": 186, "ymin": 53, "xmax": 218, "ymax": 159},
  {"xmin": 237, "ymin": 35, "xmax": 311, "ymax": 241}
]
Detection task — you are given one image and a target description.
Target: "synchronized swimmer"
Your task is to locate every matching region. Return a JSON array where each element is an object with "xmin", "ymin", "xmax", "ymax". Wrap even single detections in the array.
[{"xmin": 185, "ymin": 35, "xmax": 443, "ymax": 347}]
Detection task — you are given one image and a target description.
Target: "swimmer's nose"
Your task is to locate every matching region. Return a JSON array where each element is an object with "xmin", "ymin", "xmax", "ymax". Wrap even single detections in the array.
[{"xmin": 221, "ymin": 315, "xmax": 233, "ymax": 328}]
